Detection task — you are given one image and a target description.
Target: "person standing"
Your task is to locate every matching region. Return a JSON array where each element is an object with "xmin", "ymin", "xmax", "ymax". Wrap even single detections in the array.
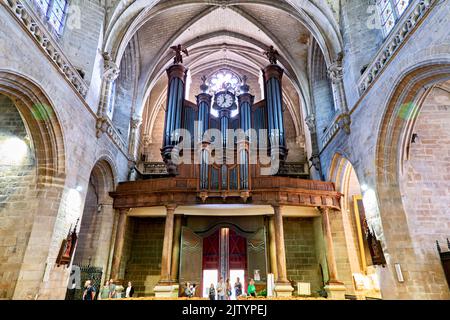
[
  {"xmin": 82, "ymin": 280, "xmax": 96, "ymax": 301},
  {"xmin": 225, "ymin": 278, "xmax": 232, "ymax": 300},
  {"xmin": 217, "ymin": 277, "xmax": 225, "ymax": 300},
  {"xmin": 208, "ymin": 283, "xmax": 216, "ymax": 300},
  {"xmin": 184, "ymin": 282, "xmax": 192, "ymax": 298},
  {"xmin": 125, "ymin": 281, "xmax": 135, "ymax": 298},
  {"xmin": 248, "ymin": 279, "xmax": 256, "ymax": 297},
  {"xmin": 191, "ymin": 283, "xmax": 197, "ymax": 297},
  {"xmin": 108, "ymin": 279, "xmax": 117, "ymax": 299},
  {"xmin": 99, "ymin": 281, "xmax": 110, "ymax": 300},
  {"xmin": 234, "ymin": 277, "xmax": 243, "ymax": 298}
]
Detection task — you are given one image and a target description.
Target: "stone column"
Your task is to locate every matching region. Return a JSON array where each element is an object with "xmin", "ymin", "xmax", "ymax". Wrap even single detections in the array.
[
  {"xmin": 272, "ymin": 205, "xmax": 294, "ymax": 297},
  {"xmin": 96, "ymin": 52, "xmax": 120, "ymax": 138},
  {"xmin": 170, "ymin": 215, "xmax": 182, "ymax": 282},
  {"xmin": 110, "ymin": 208, "xmax": 129, "ymax": 280},
  {"xmin": 268, "ymin": 215, "xmax": 278, "ymax": 279},
  {"xmin": 128, "ymin": 114, "xmax": 142, "ymax": 161},
  {"xmin": 327, "ymin": 53, "xmax": 351, "ymax": 134},
  {"xmin": 320, "ymin": 207, "xmax": 346, "ymax": 299},
  {"xmin": 305, "ymin": 113, "xmax": 323, "ymax": 180},
  {"xmin": 154, "ymin": 205, "xmax": 179, "ymax": 297}
]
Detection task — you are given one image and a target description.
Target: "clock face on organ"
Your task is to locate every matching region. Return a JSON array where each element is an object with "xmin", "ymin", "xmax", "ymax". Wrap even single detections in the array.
[{"xmin": 216, "ymin": 92, "xmax": 234, "ymax": 109}]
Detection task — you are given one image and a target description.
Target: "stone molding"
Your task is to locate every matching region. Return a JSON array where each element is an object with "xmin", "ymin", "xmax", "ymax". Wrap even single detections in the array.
[
  {"xmin": 358, "ymin": 0, "xmax": 437, "ymax": 95},
  {"xmin": 96, "ymin": 117, "xmax": 128, "ymax": 155},
  {"xmin": 320, "ymin": 112, "xmax": 351, "ymax": 149},
  {"xmin": 2, "ymin": 0, "xmax": 88, "ymax": 98}
]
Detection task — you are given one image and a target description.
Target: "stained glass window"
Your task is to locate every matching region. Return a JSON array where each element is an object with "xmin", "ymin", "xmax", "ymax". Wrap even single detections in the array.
[
  {"xmin": 377, "ymin": 0, "xmax": 411, "ymax": 37},
  {"xmin": 34, "ymin": 0, "xmax": 68, "ymax": 34},
  {"xmin": 208, "ymin": 70, "xmax": 242, "ymax": 118},
  {"xmin": 208, "ymin": 70, "xmax": 241, "ymax": 93}
]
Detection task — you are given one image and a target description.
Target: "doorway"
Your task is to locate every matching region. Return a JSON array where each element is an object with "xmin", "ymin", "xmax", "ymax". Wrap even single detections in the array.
[{"xmin": 201, "ymin": 227, "xmax": 247, "ymax": 297}]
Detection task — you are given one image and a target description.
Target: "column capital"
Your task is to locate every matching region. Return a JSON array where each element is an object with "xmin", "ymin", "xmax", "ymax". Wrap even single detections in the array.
[
  {"xmin": 130, "ymin": 115, "xmax": 142, "ymax": 129},
  {"xmin": 327, "ymin": 52, "xmax": 344, "ymax": 84},
  {"xmin": 310, "ymin": 153, "xmax": 321, "ymax": 172},
  {"xmin": 165, "ymin": 204, "xmax": 178, "ymax": 212},
  {"xmin": 305, "ymin": 113, "xmax": 316, "ymax": 133},
  {"xmin": 337, "ymin": 112, "xmax": 352, "ymax": 135},
  {"xmin": 118, "ymin": 208, "xmax": 130, "ymax": 215},
  {"xmin": 102, "ymin": 52, "xmax": 120, "ymax": 82},
  {"xmin": 271, "ymin": 204, "xmax": 283, "ymax": 212},
  {"xmin": 319, "ymin": 206, "xmax": 341, "ymax": 216}
]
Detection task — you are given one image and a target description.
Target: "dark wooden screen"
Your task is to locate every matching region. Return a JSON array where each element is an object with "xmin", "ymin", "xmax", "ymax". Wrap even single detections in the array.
[{"xmin": 179, "ymin": 227, "xmax": 203, "ymax": 287}]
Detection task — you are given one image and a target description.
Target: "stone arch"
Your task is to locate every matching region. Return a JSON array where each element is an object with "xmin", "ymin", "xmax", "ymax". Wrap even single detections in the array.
[
  {"xmin": 0, "ymin": 70, "xmax": 66, "ymax": 184},
  {"xmin": 329, "ymin": 154, "xmax": 383, "ymax": 298},
  {"xmin": 0, "ymin": 71, "xmax": 67, "ymax": 299},
  {"xmin": 376, "ymin": 62, "xmax": 450, "ymax": 299},
  {"xmin": 104, "ymin": 0, "xmax": 342, "ymax": 67},
  {"xmin": 72, "ymin": 157, "xmax": 117, "ymax": 286}
]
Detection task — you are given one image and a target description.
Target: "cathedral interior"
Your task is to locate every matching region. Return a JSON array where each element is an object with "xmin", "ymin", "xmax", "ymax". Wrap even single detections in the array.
[{"xmin": 0, "ymin": 0, "xmax": 450, "ymax": 300}]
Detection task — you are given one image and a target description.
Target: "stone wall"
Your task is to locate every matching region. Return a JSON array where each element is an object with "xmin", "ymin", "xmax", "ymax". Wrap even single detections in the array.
[
  {"xmin": 340, "ymin": 0, "xmax": 384, "ymax": 107},
  {"xmin": 59, "ymin": 0, "xmax": 105, "ymax": 85},
  {"xmin": 283, "ymin": 218, "xmax": 322, "ymax": 295},
  {"xmin": 124, "ymin": 218, "xmax": 165, "ymax": 297},
  {"xmin": 0, "ymin": 5, "xmax": 129, "ymax": 299},
  {"xmin": 0, "ymin": 95, "xmax": 36, "ymax": 299},
  {"xmin": 320, "ymin": 1, "xmax": 450, "ymax": 299},
  {"xmin": 398, "ymin": 86, "xmax": 450, "ymax": 298}
]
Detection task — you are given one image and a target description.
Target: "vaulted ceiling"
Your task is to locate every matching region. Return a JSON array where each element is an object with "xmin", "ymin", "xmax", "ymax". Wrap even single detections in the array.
[
  {"xmin": 107, "ymin": 0, "xmax": 342, "ymax": 161},
  {"xmin": 133, "ymin": 1, "xmax": 314, "ymax": 106}
]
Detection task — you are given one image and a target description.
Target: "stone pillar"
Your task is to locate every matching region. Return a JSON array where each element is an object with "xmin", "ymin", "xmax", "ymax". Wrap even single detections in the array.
[
  {"xmin": 154, "ymin": 205, "xmax": 179, "ymax": 297},
  {"xmin": 96, "ymin": 52, "xmax": 120, "ymax": 138},
  {"xmin": 110, "ymin": 208, "xmax": 129, "ymax": 280},
  {"xmin": 128, "ymin": 114, "xmax": 142, "ymax": 161},
  {"xmin": 305, "ymin": 113, "xmax": 323, "ymax": 180},
  {"xmin": 268, "ymin": 215, "xmax": 278, "ymax": 279},
  {"xmin": 170, "ymin": 215, "xmax": 182, "ymax": 283},
  {"xmin": 327, "ymin": 53, "xmax": 351, "ymax": 134},
  {"xmin": 320, "ymin": 207, "xmax": 346, "ymax": 299},
  {"xmin": 272, "ymin": 205, "xmax": 294, "ymax": 297}
]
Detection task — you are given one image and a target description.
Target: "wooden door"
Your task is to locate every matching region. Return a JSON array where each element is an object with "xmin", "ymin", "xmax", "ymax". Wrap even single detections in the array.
[{"xmin": 179, "ymin": 227, "xmax": 203, "ymax": 294}]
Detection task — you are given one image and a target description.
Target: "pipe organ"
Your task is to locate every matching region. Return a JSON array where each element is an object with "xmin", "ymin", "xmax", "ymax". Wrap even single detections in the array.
[{"xmin": 160, "ymin": 51, "xmax": 291, "ymax": 201}]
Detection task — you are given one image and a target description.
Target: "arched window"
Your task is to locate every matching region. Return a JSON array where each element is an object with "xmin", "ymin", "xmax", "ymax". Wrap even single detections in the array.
[
  {"xmin": 208, "ymin": 70, "xmax": 241, "ymax": 94},
  {"xmin": 34, "ymin": 0, "xmax": 68, "ymax": 34},
  {"xmin": 377, "ymin": 0, "xmax": 410, "ymax": 37}
]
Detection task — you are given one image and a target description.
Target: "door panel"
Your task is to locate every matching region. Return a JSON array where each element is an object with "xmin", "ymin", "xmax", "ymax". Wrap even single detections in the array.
[
  {"xmin": 179, "ymin": 227, "xmax": 203, "ymax": 288},
  {"xmin": 247, "ymin": 227, "xmax": 267, "ymax": 282}
]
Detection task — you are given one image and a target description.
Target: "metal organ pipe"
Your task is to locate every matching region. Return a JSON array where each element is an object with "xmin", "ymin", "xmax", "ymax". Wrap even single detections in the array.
[
  {"xmin": 263, "ymin": 65, "xmax": 288, "ymax": 163},
  {"xmin": 161, "ymin": 64, "xmax": 188, "ymax": 175},
  {"xmin": 197, "ymin": 92, "xmax": 212, "ymax": 190},
  {"xmin": 238, "ymin": 84, "xmax": 254, "ymax": 191}
]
